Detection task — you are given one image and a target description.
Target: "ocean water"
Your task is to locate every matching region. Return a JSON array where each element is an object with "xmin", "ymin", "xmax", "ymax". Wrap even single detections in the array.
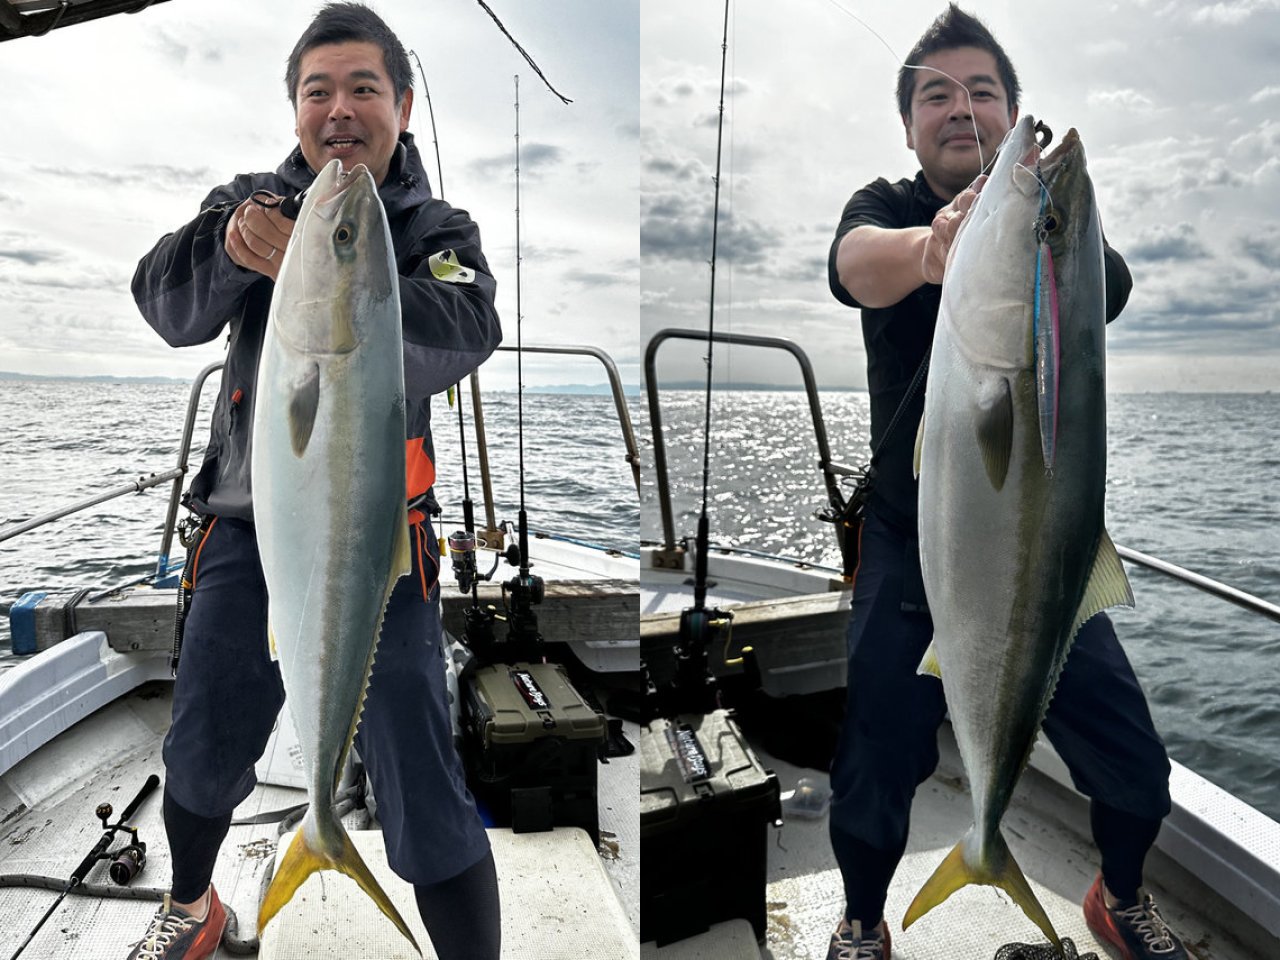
[
  {"xmin": 639, "ymin": 389, "xmax": 1280, "ymax": 823},
  {"xmin": 0, "ymin": 377, "xmax": 640, "ymax": 650}
]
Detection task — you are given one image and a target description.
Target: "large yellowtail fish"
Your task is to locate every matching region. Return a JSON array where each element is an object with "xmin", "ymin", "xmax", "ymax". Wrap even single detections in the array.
[
  {"xmin": 251, "ymin": 158, "xmax": 419, "ymax": 952},
  {"xmin": 905, "ymin": 116, "xmax": 1134, "ymax": 944}
]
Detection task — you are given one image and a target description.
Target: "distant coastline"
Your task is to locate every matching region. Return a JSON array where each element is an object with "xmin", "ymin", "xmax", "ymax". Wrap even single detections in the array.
[{"xmin": 0, "ymin": 370, "xmax": 640, "ymax": 396}]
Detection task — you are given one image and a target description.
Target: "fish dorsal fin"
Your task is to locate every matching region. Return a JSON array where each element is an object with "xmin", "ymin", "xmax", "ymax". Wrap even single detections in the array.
[
  {"xmin": 914, "ymin": 408, "xmax": 926, "ymax": 479},
  {"xmin": 975, "ymin": 377, "xmax": 1013, "ymax": 491},
  {"xmin": 288, "ymin": 362, "xmax": 321, "ymax": 458},
  {"xmin": 917, "ymin": 640, "xmax": 942, "ymax": 679},
  {"xmin": 1075, "ymin": 527, "xmax": 1135, "ymax": 632}
]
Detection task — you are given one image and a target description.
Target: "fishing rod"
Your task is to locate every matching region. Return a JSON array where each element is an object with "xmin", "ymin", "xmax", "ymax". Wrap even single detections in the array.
[
  {"xmin": 406, "ymin": 44, "xmax": 505, "ymax": 660},
  {"xmin": 7, "ymin": 774, "xmax": 159, "ymax": 960},
  {"xmin": 655, "ymin": 0, "xmax": 740, "ymax": 719},
  {"xmin": 501, "ymin": 73, "xmax": 545, "ymax": 661}
]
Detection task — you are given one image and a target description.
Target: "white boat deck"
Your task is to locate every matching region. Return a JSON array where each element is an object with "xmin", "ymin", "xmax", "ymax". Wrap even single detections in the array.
[
  {"xmin": 0, "ymin": 681, "xmax": 640, "ymax": 959},
  {"xmin": 648, "ymin": 727, "xmax": 1278, "ymax": 960},
  {"xmin": 640, "ymin": 546, "xmax": 1280, "ymax": 959}
]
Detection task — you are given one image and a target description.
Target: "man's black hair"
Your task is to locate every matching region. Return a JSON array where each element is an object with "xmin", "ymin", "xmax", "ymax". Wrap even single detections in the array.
[
  {"xmin": 285, "ymin": 2, "xmax": 413, "ymax": 108},
  {"xmin": 896, "ymin": 4, "xmax": 1020, "ymax": 121}
]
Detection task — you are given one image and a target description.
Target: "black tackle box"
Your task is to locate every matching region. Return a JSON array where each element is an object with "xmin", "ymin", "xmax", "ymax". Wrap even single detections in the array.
[
  {"xmin": 640, "ymin": 708, "xmax": 781, "ymax": 945},
  {"xmin": 463, "ymin": 661, "xmax": 607, "ymax": 842}
]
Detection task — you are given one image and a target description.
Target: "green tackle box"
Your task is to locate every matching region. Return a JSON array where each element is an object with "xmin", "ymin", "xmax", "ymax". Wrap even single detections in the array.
[
  {"xmin": 463, "ymin": 661, "xmax": 606, "ymax": 842},
  {"xmin": 640, "ymin": 708, "xmax": 782, "ymax": 946}
]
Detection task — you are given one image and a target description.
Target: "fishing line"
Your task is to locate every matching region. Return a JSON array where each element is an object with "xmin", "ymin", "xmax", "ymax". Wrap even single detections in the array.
[
  {"xmin": 818, "ymin": 0, "xmax": 992, "ymax": 176},
  {"xmin": 722, "ymin": 5, "xmax": 737, "ymax": 392}
]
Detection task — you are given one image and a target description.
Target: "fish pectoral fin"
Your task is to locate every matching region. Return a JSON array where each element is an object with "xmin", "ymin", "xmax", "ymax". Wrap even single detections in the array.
[
  {"xmin": 287, "ymin": 362, "xmax": 321, "ymax": 458},
  {"xmin": 1075, "ymin": 527, "xmax": 1136, "ymax": 632},
  {"xmin": 974, "ymin": 377, "xmax": 1014, "ymax": 491},
  {"xmin": 259, "ymin": 824, "xmax": 422, "ymax": 955},
  {"xmin": 917, "ymin": 640, "xmax": 943, "ymax": 679},
  {"xmin": 913, "ymin": 408, "xmax": 926, "ymax": 479},
  {"xmin": 267, "ymin": 619, "xmax": 279, "ymax": 662},
  {"xmin": 904, "ymin": 829, "xmax": 1060, "ymax": 947}
]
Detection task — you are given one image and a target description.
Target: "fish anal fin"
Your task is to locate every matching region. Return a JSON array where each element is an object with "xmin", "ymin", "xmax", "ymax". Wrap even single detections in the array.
[
  {"xmin": 975, "ymin": 377, "xmax": 1014, "ymax": 491},
  {"xmin": 917, "ymin": 640, "xmax": 942, "ymax": 679},
  {"xmin": 904, "ymin": 828, "xmax": 1059, "ymax": 947},
  {"xmin": 393, "ymin": 504, "xmax": 412, "ymax": 579},
  {"xmin": 288, "ymin": 363, "xmax": 321, "ymax": 458},
  {"xmin": 259, "ymin": 825, "xmax": 422, "ymax": 955},
  {"xmin": 1076, "ymin": 527, "xmax": 1135, "ymax": 632}
]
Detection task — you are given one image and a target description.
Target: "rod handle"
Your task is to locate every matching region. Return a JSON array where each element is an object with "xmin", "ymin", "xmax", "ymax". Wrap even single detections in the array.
[{"xmin": 120, "ymin": 774, "xmax": 161, "ymax": 824}]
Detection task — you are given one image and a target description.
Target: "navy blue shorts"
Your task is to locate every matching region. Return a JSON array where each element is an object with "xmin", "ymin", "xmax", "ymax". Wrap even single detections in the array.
[
  {"xmin": 829, "ymin": 508, "xmax": 1172, "ymax": 855},
  {"xmin": 162, "ymin": 515, "xmax": 491, "ymax": 886}
]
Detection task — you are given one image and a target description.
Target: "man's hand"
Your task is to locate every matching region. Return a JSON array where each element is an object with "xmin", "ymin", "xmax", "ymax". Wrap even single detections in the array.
[
  {"xmin": 225, "ymin": 195, "xmax": 294, "ymax": 282},
  {"xmin": 921, "ymin": 175, "xmax": 987, "ymax": 285}
]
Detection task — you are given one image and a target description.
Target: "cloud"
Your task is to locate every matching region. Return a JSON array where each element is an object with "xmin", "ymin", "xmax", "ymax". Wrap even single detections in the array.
[
  {"xmin": 468, "ymin": 142, "xmax": 565, "ymax": 180},
  {"xmin": 1249, "ymin": 85, "xmax": 1280, "ymax": 103},
  {"xmin": 1126, "ymin": 222, "xmax": 1209, "ymax": 262},
  {"xmin": 640, "ymin": 194, "xmax": 784, "ymax": 268},
  {"xmin": 647, "ymin": 73, "xmax": 751, "ymax": 108},
  {"xmin": 563, "ymin": 268, "xmax": 631, "ymax": 288},
  {"xmin": 1115, "ymin": 268, "xmax": 1280, "ymax": 352},
  {"xmin": 0, "ymin": 248, "xmax": 60, "ymax": 267},
  {"xmin": 643, "ymin": 154, "xmax": 705, "ymax": 183},
  {"xmin": 1087, "ymin": 88, "xmax": 1158, "ymax": 111},
  {"xmin": 1238, "ymin": 230, "xmax": 1280, "ymax": 269},
  {"xmin": 34, "ymin": 163, "xmax": 213, "ymax": 191},
  {"xmin": 1191, "ymin": 0, "xmax": 1280, "ymax": 25}
]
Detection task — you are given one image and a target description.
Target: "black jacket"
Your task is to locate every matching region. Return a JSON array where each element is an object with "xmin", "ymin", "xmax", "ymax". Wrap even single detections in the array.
[{"xmin": 133, "ymin": 133, "xmax": 501, "ymax": 522}]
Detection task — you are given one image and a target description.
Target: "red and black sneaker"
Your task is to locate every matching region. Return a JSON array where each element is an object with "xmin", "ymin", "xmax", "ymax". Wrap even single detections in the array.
[
  {"xmin": 1083, "ymin": 874, "xmax": 1188, "ymax": 960},
  {"xmin": 826, "ymin": 917, "xmax": 891, "ymax": 960},
  {"xmin": 126, "ymin": 886, "xmax": 227, "ymax": 960}
]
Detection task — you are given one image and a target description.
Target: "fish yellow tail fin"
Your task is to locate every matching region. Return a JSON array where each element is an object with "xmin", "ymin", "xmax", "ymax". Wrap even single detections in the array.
[
  {"xmin": 258, "ymin": 824, "xmax": 422, "ymax": 955},
  {"xmin": 903, "ymin": 829, "xmax": 1059, "ymax": 947}
]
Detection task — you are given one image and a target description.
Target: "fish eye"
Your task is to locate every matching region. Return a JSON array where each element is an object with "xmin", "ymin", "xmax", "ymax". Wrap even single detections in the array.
[
  {"xmin": 334, "ymin": 222, "xmax": 355, "ymax": 245},
  {"xmin": 1043, "ymin": 214, "xmax": 1060, "ymax": 232}
]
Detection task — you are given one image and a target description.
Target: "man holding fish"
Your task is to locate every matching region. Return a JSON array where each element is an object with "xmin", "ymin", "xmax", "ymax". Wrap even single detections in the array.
[
  {"xmin": 825, "ymin": 6, "xmax": 1188, "ymax": 960},
  {"xmin": 130, "ymin": 4, "xmax": 500, "ymax": 959}
]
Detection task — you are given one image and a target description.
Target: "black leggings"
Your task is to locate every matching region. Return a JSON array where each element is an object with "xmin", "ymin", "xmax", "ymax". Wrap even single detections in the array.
[
  {"xmin": 839, "ymin": 799, "xmax": 1162, "ymax": 926},
  {"xmin": 164, "ymin": 787, "xmax": 500, "ymax": 956}
]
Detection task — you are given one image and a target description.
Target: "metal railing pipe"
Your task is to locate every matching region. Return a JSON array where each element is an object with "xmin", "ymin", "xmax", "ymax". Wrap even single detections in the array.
[
  {"xmin": 643, "ymin": 328, "xmax": 840, "ymax": 551},
  {"xmin": 154, "ymin": 361, "xmax": 224, "ymax": 577},
  {"xmin": 1116, "ymin": 545, "xmax": 1280, "ymax": 623},
  {"xmin": 494, "ymin": 343, "xmax": 641, "ymax": 497},
  {"xmin": 0, "ymin": 469, "xmax": 185, "ymax": 545}
]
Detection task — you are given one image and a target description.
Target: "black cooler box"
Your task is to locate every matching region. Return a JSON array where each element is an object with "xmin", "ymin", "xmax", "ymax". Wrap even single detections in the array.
[
  {"xmin": 463, "ymin": 661, "xmax": 606, "ymax": 841},
  {"xmin": 640, "ymin": 709, "xmax": 781, "ymax": 945}
]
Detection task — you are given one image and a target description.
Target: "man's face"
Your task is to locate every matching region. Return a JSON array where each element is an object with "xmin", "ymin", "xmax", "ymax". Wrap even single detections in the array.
[
  {"xmin": 903, "ymin": 46, "xmax": 1017, "ymax": 201},
  {"xmin": 294, "ymin": 41, "xmax": 412, "ymax": 186}
]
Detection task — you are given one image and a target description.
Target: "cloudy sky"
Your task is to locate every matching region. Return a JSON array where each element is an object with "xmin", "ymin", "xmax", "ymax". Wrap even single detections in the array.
[
  {"xmin": 642, "ymin": 0, "xmax": 1280, "ymax": 392},
  {"xmin": 0, "ymin": 0, "xmax": 638, "ymax": 390}
]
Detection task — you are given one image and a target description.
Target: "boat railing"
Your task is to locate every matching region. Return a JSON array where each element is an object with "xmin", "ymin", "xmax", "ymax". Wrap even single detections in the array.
[
  {"xmin": 493, "ymin": 343, "xmax": 641, "ymax": 496},
  {"xmin": 642, "ymin": 329, "xmax": 1280, "ymax": 625},
  {"xmin": 644, "ymin": 327, "xmax": 861, "ymax": 568},
  {"xmin": 464, "ymin": 343, "xmax": 640, "ymax": 549},
  {"xmin": 0, "ymin": 361, "xmax": 225, "ymax": 587},
  {"xmin": 2, "ymin": 341, "xmax": 639, "ymax": 594}
]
